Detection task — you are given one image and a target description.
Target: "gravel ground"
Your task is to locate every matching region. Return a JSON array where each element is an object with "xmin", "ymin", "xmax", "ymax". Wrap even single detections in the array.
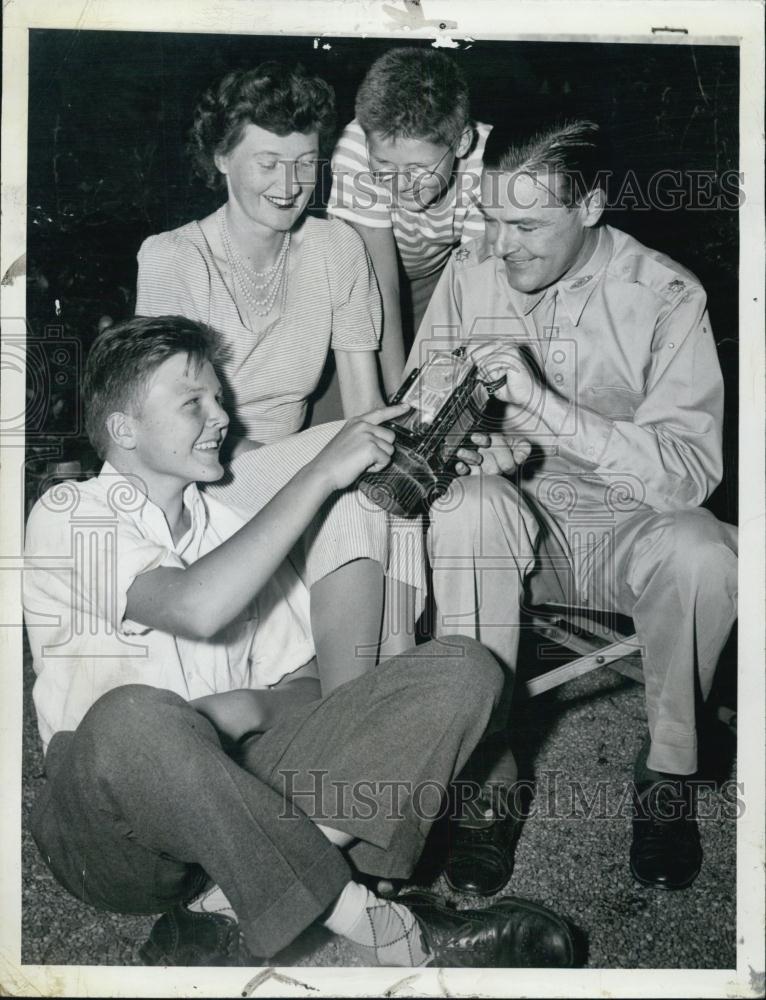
[{"xmin": 20, "ymin": 634, "xmax": 737, "ymax": 970}]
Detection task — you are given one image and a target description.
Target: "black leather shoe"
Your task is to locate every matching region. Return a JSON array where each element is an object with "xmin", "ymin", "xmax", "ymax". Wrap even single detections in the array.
[
  {"xmin": 444, "ymin": 786, "xmax": 523, "ymax": 896},
  {"xmin": 139, "ymin": 904, "xmax": 257, "ymax": 966},
  {"xmin": 630, "ymin": 779, "xmax": 702, "ymax": 890},
  {"xmin": 400, "ymin": 890, "xmax": 575, "ymax": 967}
]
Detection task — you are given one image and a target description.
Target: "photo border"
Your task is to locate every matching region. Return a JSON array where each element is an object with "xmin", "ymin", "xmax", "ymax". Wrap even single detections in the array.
[{"xmin": 1, "ymin": 1, "xmax": 763, "ymax": 996}]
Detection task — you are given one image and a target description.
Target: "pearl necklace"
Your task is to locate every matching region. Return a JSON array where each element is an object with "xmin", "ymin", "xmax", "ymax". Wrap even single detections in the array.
[{"xmin": 219, "ymin": 210, "xmax": 290, "ymax": 318}]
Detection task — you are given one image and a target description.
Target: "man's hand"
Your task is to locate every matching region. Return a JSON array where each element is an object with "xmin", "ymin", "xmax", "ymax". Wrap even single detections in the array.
[
  {"xmin": 454, "ymin": 432, "xmax": 532, "ymax": 477},
  {"xmin": 308, "ymin": 403, "xmax": 410, "ymax": 493},
  {"xmin": 467, "ymin": 341, "xmax": 555, "ymax": 440},
  {"xmin": 467, "ymin": 341, "xmax": 541, "ymax": 408}
]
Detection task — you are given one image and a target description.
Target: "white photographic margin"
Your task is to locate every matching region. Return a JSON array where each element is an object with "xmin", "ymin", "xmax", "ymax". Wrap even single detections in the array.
[{"xmin": 1, "ymin": 0, "xmax": 763, "ymax": 996}]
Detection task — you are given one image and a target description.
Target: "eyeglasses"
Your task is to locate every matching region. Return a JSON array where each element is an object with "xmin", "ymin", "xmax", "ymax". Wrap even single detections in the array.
[{"xmin": 366, "ymin": 141, "xmax": 455, "ymax": 186}]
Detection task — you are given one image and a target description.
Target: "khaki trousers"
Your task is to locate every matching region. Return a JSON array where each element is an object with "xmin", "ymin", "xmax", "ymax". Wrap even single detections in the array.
[{"xmin": 429, "ymin": 475, "xmax": 738, "ymax": 775}]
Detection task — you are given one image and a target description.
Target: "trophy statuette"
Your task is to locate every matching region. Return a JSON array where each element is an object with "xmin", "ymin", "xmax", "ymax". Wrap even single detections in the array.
[{"xmin": 359, "ymin": 347, "xmax": 505, "ymax": 517}]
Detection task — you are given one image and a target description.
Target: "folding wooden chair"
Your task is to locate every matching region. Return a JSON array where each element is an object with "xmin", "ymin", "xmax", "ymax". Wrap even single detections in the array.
[
  {"xmin": 521, "ymin": 604, "xmax": 736, "ymax": 733},
  {"xmin": 521, "ymin": 605, "xmax": 643, "ymax": 699}
]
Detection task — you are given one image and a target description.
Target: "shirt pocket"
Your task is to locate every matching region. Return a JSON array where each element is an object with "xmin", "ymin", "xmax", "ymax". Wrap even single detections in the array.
[{"xmin": 583, "ymin": 385, "xmax": 644, "ymax": 421}]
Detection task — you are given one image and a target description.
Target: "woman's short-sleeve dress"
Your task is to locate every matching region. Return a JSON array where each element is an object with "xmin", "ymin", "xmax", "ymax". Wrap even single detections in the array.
[
  {"xmin": 135, "ymin": 212, "xmax": 424, "ymax": 599},
  {"xmin": 136, "ymin": 213, "xmax": 380, "ymax": 443}
]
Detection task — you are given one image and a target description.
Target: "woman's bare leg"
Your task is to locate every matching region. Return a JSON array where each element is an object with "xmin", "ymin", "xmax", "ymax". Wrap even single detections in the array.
[
  {"xmin": 378, "ymin": 579, "xmax": 417, "ymax": 659},
  {"xmin": 310, "ymin": 558, "xmax": 384, "ymax": 694}
]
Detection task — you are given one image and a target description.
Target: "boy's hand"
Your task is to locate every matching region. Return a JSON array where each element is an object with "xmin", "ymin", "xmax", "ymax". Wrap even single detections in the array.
[
  {"xmin": 310, "ymin": 403, "xmax": 410, "ymax": 492},
  {"xmin": 454, "ymin": 432, "xmax": 532, "ymax": 476},
  {"xmin": 191, "ymin": 679, "xmax": 321, "ymax": 742}
]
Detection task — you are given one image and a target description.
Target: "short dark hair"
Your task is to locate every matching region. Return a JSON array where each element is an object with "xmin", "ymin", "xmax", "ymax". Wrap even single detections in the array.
[
  {"xmin": 355, "ymin": 47, "xmax": 471, "ymax": 145},
  {"xmin": 189, "ymin": 62, "xmax": 337, "ymax": 189},
  {"xmin": 83, "ymin": 316, "xmax": 220, "ymax": 460},
  {"xmin": 482, "ymin": 120, "xmax": 603, "ymax": 204}
]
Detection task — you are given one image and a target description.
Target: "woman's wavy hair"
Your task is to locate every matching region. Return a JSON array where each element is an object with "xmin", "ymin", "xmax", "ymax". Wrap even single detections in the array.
[{"xmin": 189, "ymin": 62, "xmax": 337, "ymax": 190}]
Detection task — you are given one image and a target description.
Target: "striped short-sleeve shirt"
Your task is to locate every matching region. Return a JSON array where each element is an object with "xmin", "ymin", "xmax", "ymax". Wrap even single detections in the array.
[{"xmin": 328, "ymin": 120, "xmax": 491, "ymax": 282}]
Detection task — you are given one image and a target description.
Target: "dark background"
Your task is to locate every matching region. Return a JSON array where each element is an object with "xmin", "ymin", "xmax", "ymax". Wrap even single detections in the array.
[{"xmin": 26, "ymin": 30, "xmax": 739, "ymax": 521}]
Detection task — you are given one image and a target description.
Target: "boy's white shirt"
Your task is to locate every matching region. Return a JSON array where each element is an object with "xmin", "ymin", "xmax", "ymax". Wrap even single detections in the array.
[{"xmin": 23, "ymin": 462, "xmax": 314, "ymax": 752}]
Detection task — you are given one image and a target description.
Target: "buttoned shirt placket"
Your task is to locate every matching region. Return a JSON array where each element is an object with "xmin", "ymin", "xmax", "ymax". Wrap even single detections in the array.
[{"xmin": 511, "ymin": 234, "xmax": 619, "ymax": 604}]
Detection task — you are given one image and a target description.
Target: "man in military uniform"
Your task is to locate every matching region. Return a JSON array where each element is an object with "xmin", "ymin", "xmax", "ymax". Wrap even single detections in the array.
[{"xmin": 407, "ymin": 120, "xmax": 738, "ymax": 896}]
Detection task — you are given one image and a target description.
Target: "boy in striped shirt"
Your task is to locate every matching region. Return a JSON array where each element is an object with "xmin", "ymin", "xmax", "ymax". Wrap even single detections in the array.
[{"xmin": 328, "ymin": 47, "xmax": 491, "ymax": 395}]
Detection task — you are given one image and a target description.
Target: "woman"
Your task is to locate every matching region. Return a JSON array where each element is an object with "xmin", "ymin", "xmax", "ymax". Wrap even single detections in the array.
[{"xmin": 136, "ymin": 63, "xmax": 420, "ymax": 693}]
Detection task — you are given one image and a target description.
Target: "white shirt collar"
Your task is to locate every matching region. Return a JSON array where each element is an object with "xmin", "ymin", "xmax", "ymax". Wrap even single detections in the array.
[{"xmin": 97, "ymin": 461, "xmax": 206, "ymax": 548}]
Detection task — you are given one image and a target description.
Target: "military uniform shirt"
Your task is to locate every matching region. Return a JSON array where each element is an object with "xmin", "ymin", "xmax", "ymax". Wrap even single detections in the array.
[{"xmin": 406, "ymin": 224, "xmax": 724, "ymax": 525}]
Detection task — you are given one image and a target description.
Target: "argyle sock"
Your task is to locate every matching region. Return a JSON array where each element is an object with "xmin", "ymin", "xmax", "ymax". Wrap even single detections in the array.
[
  {"xmin": 187, "ymin": 882, "xmax": 237, "ymax": 922},
  {"xmin": 322, "ymin": 880, "xmax": 429, "ymax": 966}
]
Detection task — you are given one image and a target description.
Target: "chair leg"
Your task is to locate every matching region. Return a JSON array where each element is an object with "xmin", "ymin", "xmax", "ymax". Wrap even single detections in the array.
[
  {"xmin": 522, "ymin": 633, "xmax": 643, "ymax": 698},
  {"xmin": 523, "ymin": 610, "xmax": 736, "ymax": 741}
]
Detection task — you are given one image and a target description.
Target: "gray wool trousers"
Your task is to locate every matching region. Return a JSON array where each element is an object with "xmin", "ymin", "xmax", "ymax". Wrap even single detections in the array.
[{"xmin": 30, "ymin": 637, "xmax": 502, "ymax": 958}]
